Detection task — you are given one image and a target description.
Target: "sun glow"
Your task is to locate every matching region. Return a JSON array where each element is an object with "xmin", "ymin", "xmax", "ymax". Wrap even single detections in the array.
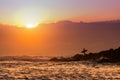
[
  {"xmin": 26, "ymin": 24, "xmax": 38, "ymax": 28},
  {"xmin": 14, "ymin": 8, "xmax": 45, "ymax": 28}
]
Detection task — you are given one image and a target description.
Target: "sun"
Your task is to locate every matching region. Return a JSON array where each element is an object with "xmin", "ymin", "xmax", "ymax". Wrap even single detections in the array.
[{"xmin": 26, "ymin": 24, "xmax": 37, "ymax": 28}]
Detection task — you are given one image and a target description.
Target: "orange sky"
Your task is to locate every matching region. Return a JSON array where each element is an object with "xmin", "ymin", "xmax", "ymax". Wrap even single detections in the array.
[
  {"xmin": 0, "ymin": 22, "xmax": 120, "ymax": 56},
  {"xmin": 0, "ymin": 0, "xmax": 120, "ymax": 56}
]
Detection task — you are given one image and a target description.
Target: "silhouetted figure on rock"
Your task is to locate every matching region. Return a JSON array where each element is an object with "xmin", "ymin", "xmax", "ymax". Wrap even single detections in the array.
[{"xmin": 81, "ymin": 48, "xmax": 88, "ymax": 56}]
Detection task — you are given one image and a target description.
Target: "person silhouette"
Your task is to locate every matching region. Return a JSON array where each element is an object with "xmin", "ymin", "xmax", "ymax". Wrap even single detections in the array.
[{"xmin": 81, "ymin": 48, "xmax": 88, "ymax": 55}]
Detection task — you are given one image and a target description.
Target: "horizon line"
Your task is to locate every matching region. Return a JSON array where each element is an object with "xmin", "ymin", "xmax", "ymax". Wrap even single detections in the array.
[{"xmin": 0, "ymin": 19, "xmax": 120, "ymax": 27}]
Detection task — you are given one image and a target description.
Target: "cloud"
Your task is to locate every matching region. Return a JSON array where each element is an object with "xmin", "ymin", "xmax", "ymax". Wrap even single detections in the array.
[{"xmin": 0, "ymin": 20, "xmax": 120, "ymax": 56}]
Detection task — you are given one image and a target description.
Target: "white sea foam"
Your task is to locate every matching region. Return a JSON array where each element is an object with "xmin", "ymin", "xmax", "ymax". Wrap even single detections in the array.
[{"xmin": 0, "ymin": 61, "xmax": 120, "ymax": 80}]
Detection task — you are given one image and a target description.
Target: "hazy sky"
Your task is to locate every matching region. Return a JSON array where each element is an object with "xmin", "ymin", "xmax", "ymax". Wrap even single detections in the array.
[
  {"xmin": 1, "ymin": 22, "xmax": 120, "ymax": 56},
  {"xmin": 0, "ymin": 0, "xmax": 120, "ymax": 25},
  {"xmin": 0, "ymin": 0, "xmax": 120, "ymax": 56}
]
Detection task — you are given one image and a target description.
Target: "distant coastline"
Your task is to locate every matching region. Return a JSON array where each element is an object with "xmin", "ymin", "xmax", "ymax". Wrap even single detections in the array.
[
  {"xmin": 0, "ymin": 47, "xmax": 120, "ymax": 64},
  {"xmin": 50, "ymin": 47, "xmax": 120, "ymax": 63}
]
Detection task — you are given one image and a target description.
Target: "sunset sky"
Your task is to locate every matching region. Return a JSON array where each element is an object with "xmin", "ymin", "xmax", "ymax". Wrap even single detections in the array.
[
  {"xmin": 0, "ymin": 0, "xmax": 120, "ymax": 56},
  {"xmin": 0, "ymin": 0, "xmax": 120, "ymax": 26}
]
